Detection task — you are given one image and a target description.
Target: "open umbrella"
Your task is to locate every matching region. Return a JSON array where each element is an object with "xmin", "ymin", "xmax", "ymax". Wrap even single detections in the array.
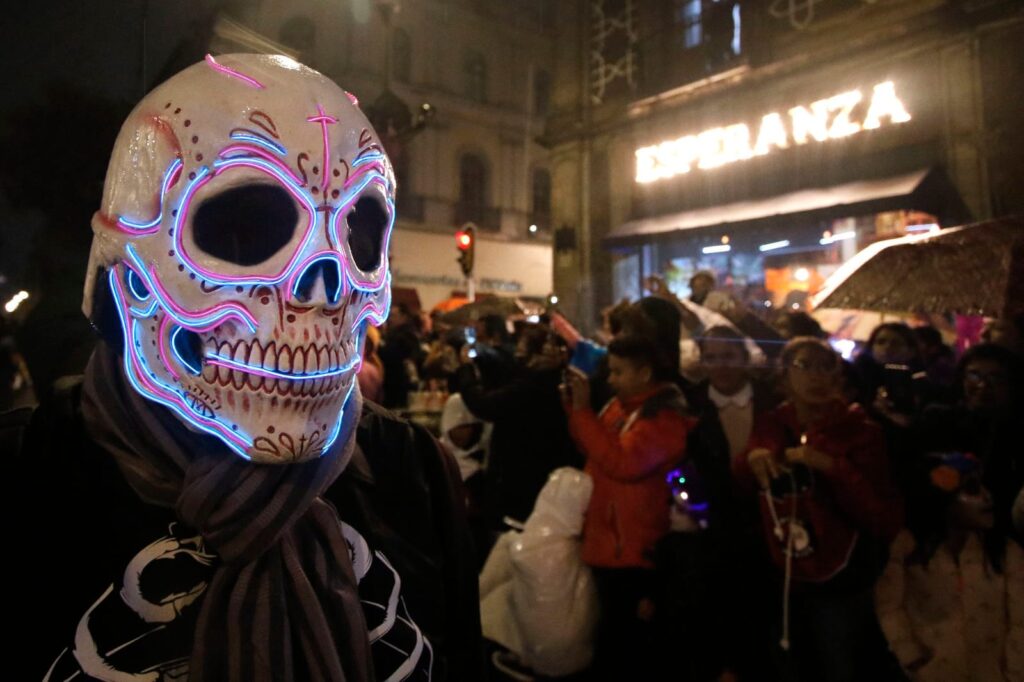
[
  {"xmin": 438, "ymin": 296, "xmax": 538, "ymax": 326},
  {"xmin": 812, "ymin": 216, "xmax": 1024, "ymax": 317},
  {"xmin": 430, "ymin": 296, "xmax": 470, "ymax": 315}
]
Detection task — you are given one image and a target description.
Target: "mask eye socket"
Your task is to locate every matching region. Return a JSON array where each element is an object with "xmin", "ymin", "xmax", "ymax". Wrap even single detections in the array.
[
  {"xmin": 346, "ymin": 194, "xmax": 389, "ymax": 272},
  {"xmin": 192, "ymin": 183, "xmax": 299, "ymax": 266}
]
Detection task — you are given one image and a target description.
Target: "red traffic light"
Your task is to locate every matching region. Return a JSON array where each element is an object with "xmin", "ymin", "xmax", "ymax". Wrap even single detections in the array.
[{"xmin": 456, "ymin": 231, "xmax": 473, "ymax": 250}]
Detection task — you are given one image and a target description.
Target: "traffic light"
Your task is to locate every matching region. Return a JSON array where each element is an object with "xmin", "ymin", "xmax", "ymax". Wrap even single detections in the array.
[{"xmin": 455, "ymin": 224, "xmax": 476, "ymax": 277}]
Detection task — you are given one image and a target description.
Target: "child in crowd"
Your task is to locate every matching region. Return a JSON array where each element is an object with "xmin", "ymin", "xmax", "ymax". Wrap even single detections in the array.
[
  {"xmin": 875, "ymin": 452, "xmax": 1024, "ymax": 681},
  {"xmin": 563, "ymin": 334, "xmax": 691, "ymax": 678}
]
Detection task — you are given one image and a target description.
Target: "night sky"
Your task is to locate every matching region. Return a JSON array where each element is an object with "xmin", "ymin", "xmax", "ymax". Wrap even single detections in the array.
[{"xmin": 0, "ymin": 0, "xmax": 222, "ymax": 388}]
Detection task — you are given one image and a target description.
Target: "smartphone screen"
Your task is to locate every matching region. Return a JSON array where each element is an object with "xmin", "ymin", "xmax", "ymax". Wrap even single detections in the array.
[
  {"xmin": 464, "ymin": 327, "xmax": 478, "ymax": 358},
  {"xmin": 882, "ymin": 363, "xmax": 914, "ymax": 413}
]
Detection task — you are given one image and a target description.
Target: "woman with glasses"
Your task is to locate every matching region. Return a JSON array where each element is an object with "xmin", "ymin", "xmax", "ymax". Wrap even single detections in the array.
[
  {"xmin": 916, "ymin": 343, "xmax": 1024, "ymax": 547},
  {"xmin": 734, "ymin": 337, "xmax": 904, "ymax": 682}
]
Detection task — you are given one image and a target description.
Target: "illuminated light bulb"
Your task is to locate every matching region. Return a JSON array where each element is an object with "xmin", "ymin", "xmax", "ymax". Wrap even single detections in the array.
[
  {"xmin": 794, "ymin": 267, "xmax": 810, "ymax": 282},
  {"xmin": 529, "ymin": 224, "xmax": 538, "ymax": 233},
  {"xmin": 721, "ymin": 235, "xmax": 730, "ymax": 244},
  {"xmin": 820, "ymin": 231, "xmax": 856, "ymax": 245},
  {"xmin": 759, "ymin": 240, "xmax": 790, "ymax": 252}
]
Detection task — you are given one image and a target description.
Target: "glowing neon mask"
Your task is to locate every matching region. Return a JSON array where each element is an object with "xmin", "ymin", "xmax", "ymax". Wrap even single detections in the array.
[{"xmin": 84, "ymin": 54, "xmax": 394, "ymax": 462}]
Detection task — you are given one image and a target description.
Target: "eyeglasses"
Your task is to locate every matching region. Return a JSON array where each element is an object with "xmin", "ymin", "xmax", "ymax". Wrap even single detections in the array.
[
  {"xmin": 965, "ymin": 370, "xmax": 1009, "ymax": 387},
  {"xmin": 789, "ymin": 358, "xmax": 838, "ymax": 374}
]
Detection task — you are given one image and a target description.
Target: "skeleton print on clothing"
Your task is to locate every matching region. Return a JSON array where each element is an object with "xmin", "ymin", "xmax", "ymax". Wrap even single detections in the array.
[{"xmin": 44, "ymin": 522, "xmax": 432, "ymax": 681}]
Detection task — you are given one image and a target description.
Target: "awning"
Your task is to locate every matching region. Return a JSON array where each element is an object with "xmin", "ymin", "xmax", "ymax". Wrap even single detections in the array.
[{"xmin": 606, "ymin": 167, "xmax": 969, "ymax": 246}]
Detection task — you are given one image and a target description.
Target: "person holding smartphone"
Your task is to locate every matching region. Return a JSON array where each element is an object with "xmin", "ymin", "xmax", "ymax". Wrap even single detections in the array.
[
  {"xmin": 562, "ymin": 334, "xmax": 690, "ymax": 678},
  {"xmin": 456, "ymin": 325, "xmax": 581, "ymax": 535},
  {"xmin": 853, "ymin": 323, "xmax": 931, "ymax": 503}
]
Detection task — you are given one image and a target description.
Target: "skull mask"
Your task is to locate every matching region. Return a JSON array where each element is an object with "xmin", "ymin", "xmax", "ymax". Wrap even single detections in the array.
[{"xmin": 84, "ymin": 54, "xmax": 394, "ymax": 463}]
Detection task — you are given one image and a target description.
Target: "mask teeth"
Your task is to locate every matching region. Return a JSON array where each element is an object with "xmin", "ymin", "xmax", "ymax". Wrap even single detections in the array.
[
  {"xmin": 248, "ymin": 343, "xmax": 264, "ymax": 391},
  {"xmin": 200, "ymin": 337, "xmax": 350, "ymax": 399},
  {"xmin": 262, "ymin": 341, "xmax": 278, "ymax": 393}
]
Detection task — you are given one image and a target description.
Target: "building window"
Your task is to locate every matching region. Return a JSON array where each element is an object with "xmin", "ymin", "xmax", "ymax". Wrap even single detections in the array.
[
  {"xmin": 533, "ymin": 69, "xmax": 551, "ymax": 116},
  {"xmin": 531, "ymin": 168, "xmax": 551, "ymax": 229},
  {"xmin": 392, "ymin": 28, "xmax": 411, "ymax": 83},
  {"xmin": 463, "ymin": 51, "xmax": 487, "ymax": 103},
  {"xmin": 676, "ymin": 0, "xmax": 702, "ymax": 49},
  {"xmin": 674, "ymin": 1, "xmax": 742, "ymax": 56},
  {"xmin": 280, "ymin": 16, "xmax": 316, "ymax": 51},
  {"xmin": 459, "ymin": 153, "xmax": 488, "ymax": 207},
  {"xmin": 457, "ymin": 153, "xmax": 494, "ymax": 228},
  {"xmin": 731, "ymin": 4, "xmax": 742, "ymax": 56}
]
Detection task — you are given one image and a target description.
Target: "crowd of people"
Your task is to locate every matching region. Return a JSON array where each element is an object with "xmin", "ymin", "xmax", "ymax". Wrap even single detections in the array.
[{"xmin": 369, "ymin": 274, "xmax": 1024, "ymax": 682}]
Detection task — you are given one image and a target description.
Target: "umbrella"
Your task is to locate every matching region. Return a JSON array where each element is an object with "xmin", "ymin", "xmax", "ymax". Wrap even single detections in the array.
[
  {"xmin": 438, "ymin": 296, "xmax": 539, "ymax": 325},
  {"xmin": 430, "ymin": 296, "xmax": 470, "ymax": 315},
  {"xmin": 811, "ymin": 216, "xmax": 1024, "ymax": 317}
]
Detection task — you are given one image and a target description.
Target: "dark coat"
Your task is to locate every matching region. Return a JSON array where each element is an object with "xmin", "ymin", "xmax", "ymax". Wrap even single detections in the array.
[
  {"xmin": 685, "ymin": 379, "xmax": 779, "ymax": 541},
  {"xmin": 455, "ymin": 363, "xmax": 582, "ymax": 524},
  {"xmin": 917, "ymin": 403, "xmax": 1024, "ymax": 542},
  {"xmin": 5, "ymin": 380, "xmax": 483, "ymax": 680},
  {"xmin": 379, "ymin": 323, "xmax": 423, "ymax": 407}
]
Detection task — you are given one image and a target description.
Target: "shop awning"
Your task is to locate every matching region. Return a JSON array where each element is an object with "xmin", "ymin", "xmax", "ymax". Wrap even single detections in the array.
[{"xmin": 605, "ymin": 167, "xmax": 969, "ymax": 246}]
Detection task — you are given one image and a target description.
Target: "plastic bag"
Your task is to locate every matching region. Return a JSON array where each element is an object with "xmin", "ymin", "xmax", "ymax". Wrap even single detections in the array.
[{"xmin": 479, "ymin": 467, "xmax": 599, "ymax": 677}]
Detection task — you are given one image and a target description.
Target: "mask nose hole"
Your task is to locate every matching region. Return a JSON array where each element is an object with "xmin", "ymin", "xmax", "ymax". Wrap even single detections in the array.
[{"xmin": 292, "ymin": 258, "xmax": 343, "ymax": 305}]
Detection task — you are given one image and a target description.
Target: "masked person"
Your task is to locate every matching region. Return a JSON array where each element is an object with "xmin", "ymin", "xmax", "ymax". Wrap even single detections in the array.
[{"xmin": 8, "ymin": 54, "xmax": 481, "ymax": 681}]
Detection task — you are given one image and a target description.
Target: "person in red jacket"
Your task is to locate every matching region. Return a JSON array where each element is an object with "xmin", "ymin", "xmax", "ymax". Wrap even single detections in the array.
[
  {"xmin": 563, "ymin": 333, "xmax": 690, "ymax": 678},
  {"xmin": 736, "ymin": 337, "xmax": 904, "ymax": 682}
]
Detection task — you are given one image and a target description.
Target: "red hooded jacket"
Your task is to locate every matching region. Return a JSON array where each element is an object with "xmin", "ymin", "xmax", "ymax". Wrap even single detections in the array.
[
  {"xmin": 734, "ymin": 401, "xmax": 903, "ymax": 585},
  {"xmin": 568, "ymin": 384, "xmax": 691, "ymax": 569}
]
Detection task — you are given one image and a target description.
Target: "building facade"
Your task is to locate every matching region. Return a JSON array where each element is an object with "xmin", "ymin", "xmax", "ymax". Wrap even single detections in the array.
[
  {"xmin": 215, "ymin": 0, "xmax": 558, "ymax": 310},
  {"xmin": 546, "ymin": 0, "xmax": 1024, "ymax": 330}
]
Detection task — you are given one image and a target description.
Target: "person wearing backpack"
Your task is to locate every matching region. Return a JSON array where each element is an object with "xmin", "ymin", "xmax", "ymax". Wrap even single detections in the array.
[{"xmin": 735, "ymin": 337, "xmax": 904, "ymax": 682}]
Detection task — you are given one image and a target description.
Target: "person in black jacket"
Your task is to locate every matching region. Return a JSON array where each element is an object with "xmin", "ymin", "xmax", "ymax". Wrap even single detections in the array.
[
  {"xmin": 654, "ymin": 325, "xmax": 780, "ymax": 681},
  {"xmin": 380, "ymin": 302, "xmax": 426, "ymax": 408},
  {"xmin": 7, "ymin": 53, "xmax": 482, "ymax": 681},
  {"xmin": 9, "ymin": 372, "xmax": 483, "ymax": 680},
  {"xmin": 455, "ymin": 325, "xmax": 582, "ymax": 534}
]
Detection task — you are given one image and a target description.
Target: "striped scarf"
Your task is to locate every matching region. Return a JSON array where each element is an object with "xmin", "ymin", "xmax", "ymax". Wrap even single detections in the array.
[{"xmin": 81, "ymin": 343, "xmax": 374, "ymax": 681}]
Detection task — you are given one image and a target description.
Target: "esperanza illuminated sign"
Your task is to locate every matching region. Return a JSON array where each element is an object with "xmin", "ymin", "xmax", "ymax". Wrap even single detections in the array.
[{"xmin": 635, "ymin": 81, "xmax": 911, "ymax": 184}]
